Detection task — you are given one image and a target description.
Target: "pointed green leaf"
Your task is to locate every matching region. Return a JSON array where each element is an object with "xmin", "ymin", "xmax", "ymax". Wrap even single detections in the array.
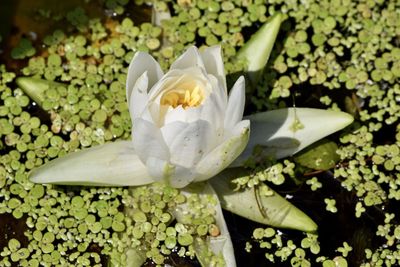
[
  {"xmin": 233, "ymin": 108, "xmax": 353, "ymax": 166},
  {"xmin": 236, "ymin": 12, "xmax": 282, "ymax": 86},
  {"xmin": 124, "ymin": 249, "xmax": 147, "ymax": 267},
  {"xmin": 29, "ymin": 141, "xmax": 155, "ymax": 186},
  {"xmin": 294, "ymin": 139, "xmax": 340, "ymax": 171},
  {"xmin": 152, "ymin": 3, "xmax": 171, "ymax": 27},
  {"xmin": 177, "ymin": 183, "xmax": 237, "ymax": 267},
  {"xmin": 16, "ymin": 77, "xmax": 66, "ymax": 106},
  {"xmin": 210, "ymin": 168, "xmax": 318, "ymax": 233}
]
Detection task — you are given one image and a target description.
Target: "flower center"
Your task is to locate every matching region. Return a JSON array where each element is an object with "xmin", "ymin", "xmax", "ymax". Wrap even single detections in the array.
[{"xmin": 160, "ymin": 85, "xmax": 204, "ymax": 109}]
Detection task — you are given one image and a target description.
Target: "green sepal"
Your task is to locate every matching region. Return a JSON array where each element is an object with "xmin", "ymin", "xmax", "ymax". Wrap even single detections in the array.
[
  {"xmin": 210, "ymin": 168, "xmax": 318, "ymax": 233},
  {"xmin": 236, "ymin": 12, "xmax": 282, "ymax": 86},
  {"xmin": 29, "ymin": 141, "xmax": 155, "ymax": 186},
  {"xmin": 16, "ymin": 77, "xmax": 66, "ymax": 107},
  {"xmin": 233, "ymin": 108, "xmax": 354, "ymax": 166}
]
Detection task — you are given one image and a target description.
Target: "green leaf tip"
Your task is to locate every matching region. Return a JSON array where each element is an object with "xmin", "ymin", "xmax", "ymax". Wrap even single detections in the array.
[
  {"xmin": 16, "ymin": 77, "xmax": 66, "ymax": 106},
  {"xmin": 177, "ymin": 183, "xmax": 237, "ymax": 266},
  {"xmin": 237, "ymin": 12, "xmax": 283, "ymax": 86},
  {"xmin": 210, "ymin": 169, "xmax": 318, "ymax": 233},
  {"xmin": 124, "ymin": 249, "xmax": 146, "ymax": 267}
]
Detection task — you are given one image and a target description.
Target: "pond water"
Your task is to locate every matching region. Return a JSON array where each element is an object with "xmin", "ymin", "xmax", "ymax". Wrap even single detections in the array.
[{"xmin": 1, "ymin": 0, "xmax": 399, "ymax": 267}]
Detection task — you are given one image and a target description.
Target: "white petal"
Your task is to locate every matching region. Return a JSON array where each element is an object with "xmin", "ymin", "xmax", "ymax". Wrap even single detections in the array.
[
  {"xmin": 129, "ymin": 72, "xmax": 149, "ymax": 120},
  {"xmin": 169, "ymin": 120, "xmax": 216, "ymax": 168},
  {"xmin": 182, "ymin": 106, "xmax": 203, "ymax": 123},
  {"xmin": 200, "ymin": 92, "xmax": 224, "ymax": 134},
  {"xmin": 232, "ymin": 108, "xmax": 354, "ymax": 166},
  {"xmin": 163, "ymin": 105, "xmax": 189, "ymax": 124},
  {"xmin": 195, "ymin": 120, "xmax": 250, "ymax": 181},
  {"xmin": 126, "ymin": 51, "xmax": 163, "ymax": 101},
  {"xmin": 200, "ymin": 45, "xmax": 227, "ymax": 91},
  {"xmin": 29, "ymin": 141, "xmax": 154, "ymax": 186},
  {"xmin": 170, "ymin": 46, "xmax": 205, "ymax": 70},
  {"xmin": 163, "ymin": 106, "xmax": 204, "ymax": 125},
  {"xmin": 208, "ymin": 74, "xmax": 228, "ymax": 109},
  {"xmin": 193, "ymin": 74, "xmax": 228, "ymax": 131},
  {"xmin": 224, "ymin": 76, "xmax": 245, "ymax": 130},
  {"xmin": 132, "ymin": 118, "xmax": 170, "ymax": 163},
  {"xmin": 146, "ymin": 157, "xmax": 198, "ymax": 188},
  {"xmin": 161, "ymin": 121, "xmax": 188, "ymax": 145}
]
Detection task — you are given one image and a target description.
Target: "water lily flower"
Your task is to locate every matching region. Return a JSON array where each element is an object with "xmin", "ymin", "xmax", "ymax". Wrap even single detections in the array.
[{"xmin": 127, "ymin": 45, "xmax": 249, "ymax": 188}]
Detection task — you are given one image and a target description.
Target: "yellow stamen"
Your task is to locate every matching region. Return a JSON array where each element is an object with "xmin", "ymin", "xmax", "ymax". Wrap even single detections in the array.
[
  {"xmin": 184, "ymin": 90, "xmax": 190, "ymax": 104},
  {"xmin": 161, "ymin": 85, "xmax": 204, "ymax": 109}
]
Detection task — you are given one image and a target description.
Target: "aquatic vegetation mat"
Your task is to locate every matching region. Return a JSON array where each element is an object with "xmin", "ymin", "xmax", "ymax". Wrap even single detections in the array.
[{"xmin": 1, "ymin": 0, "xmax": 400, "ymax": 266}]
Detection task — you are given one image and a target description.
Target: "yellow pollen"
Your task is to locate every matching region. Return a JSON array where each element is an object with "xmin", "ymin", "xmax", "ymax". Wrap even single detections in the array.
[{"xmin": 161, "ymin": 85, "xmax": 204, "ymax": 109}]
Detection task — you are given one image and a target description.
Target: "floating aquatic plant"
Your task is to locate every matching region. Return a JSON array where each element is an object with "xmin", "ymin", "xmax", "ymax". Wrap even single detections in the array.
[{"xmin": 2, "ymin": 0, "xmax": 399, "ymax": 266}]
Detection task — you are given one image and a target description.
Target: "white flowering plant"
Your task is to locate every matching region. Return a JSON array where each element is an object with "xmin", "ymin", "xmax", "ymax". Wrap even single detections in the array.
[{"xmin": 25, "ymin": 13, "xmax": 353, "ymax": 267}]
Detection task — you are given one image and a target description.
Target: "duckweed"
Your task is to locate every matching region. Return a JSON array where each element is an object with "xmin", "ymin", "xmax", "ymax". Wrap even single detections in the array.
[{"xmin": 1, "ymin": 0, "xmax": 400, "ymax": 266}]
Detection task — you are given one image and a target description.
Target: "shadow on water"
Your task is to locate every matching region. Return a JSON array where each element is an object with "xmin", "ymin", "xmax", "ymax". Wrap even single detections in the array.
[
  {"xmin": 0, "ymin": 0, "xmax": 101, "ymax": 70},
  {"xmin": 0, "ymin": 0, "xmax": 152, "ymax": 71}
]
